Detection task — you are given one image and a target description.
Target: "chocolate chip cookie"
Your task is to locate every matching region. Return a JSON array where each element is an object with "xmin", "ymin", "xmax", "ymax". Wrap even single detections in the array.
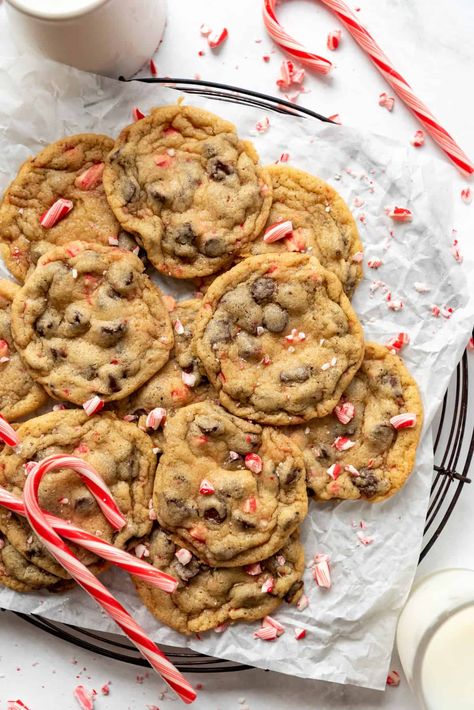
[
  {"xmin": 286, "ymin": 343, "xmax": 423, "ymax": 502},
  {"xmin": 154, "ymin": 402, "xmax": 308, "ymax": 567},
  {"xmin": 119, "ymin": 298, "xmax": 216, "ymax": 451},
  {"xmin": 0, "ymin": 409, "xmax": 156, "ymax": 578},
  {"xmin": 103, "ymin": 104, "xmax": 272, "ymax": 278},
  {"xmin": 11, "ymin": 242, "xmax": 173, "ymax": 405},
  {"xmin": 244, "ymin": 165, "xmax": 363, "ymax": 298},
  {"xmin": 0, "ymin": 537, "xmax": 71, "ymax": 593},
  {"xmin": 193, "ymin": 253, "xmax": 365, "ymax": 425},
  {"xmin": 0, "ymin": 279, "xmax": 48, "ymax": 420},
  {"xmin": 0, "ymin": 134, "xmax": 123, "ymax": 282},
  {"xmin": 133, "ymin": 527, "xmax": 304, "ymax": 634}
]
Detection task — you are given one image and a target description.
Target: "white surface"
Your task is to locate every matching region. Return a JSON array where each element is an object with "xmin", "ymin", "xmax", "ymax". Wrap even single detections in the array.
[{"xmin": 0, "ymin": 0, "xmax": 473, "ymax": 708}]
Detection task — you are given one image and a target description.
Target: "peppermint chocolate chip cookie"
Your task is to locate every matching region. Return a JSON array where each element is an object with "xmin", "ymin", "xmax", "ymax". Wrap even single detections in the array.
[
  {"xmin": 0, "ymin": 279, "xmax": 48, "ymax": 420},
  {"xmin": 134, "ymin": 527, "xmax": 304, "ymax": 634},
  {"xmin": 154, "ymin": 402, "xmax": 308, "ymax": 567},
  {"xmin": 287, "ymin": 343, "xmax": 423, "ymax": 502},
  {"xmin": 245, "ymin": 165, "xmax": 363, "ymax": 297},
  {"xmin": 193, "ymin": 253, "xmax": 365, "ymax": 425},
  {"xmin": 0, "ymin": 409, "xmax": 156, "ymax": 578},
  {"xmin": 0, "ymin": 134, "xmax": 122, "ymax": 282},
  {"xmin": 103, "ymin": 104, "xmax": 272, "ymax": 278},
  {"xmin": 11, "ymin": 242, "xmax": 173, "ymax": 405},
  {"xmin": 0, "ymin": 537, "xmax": 71, "ymax": 593}
]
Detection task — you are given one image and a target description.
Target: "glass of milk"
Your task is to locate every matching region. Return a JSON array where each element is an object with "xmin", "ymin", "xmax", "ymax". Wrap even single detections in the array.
[
  {"xmin": 5, "ymin": 0, "xmax": 167, "ymax": 78},
  {"xmin": 397, "ymin": 568, "xmax": 474, "ymax": 710}
]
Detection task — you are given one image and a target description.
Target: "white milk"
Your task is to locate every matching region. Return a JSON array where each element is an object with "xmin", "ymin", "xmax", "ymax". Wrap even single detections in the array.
[
  {"xmin": 421, "ymin": 605, "xmax": 474, "ymax": 710},
  {"xmin": 397, "ymin": 569, "xmax": 474, "ymax": 710},
  {"xmin": 6, "ymin": 0, "xmax": 101, "ymax": 16}
]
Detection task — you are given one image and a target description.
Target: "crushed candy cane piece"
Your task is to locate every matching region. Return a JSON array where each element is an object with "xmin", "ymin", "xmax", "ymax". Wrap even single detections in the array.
[
  {"xmin": 387, "ymin": 206, "xmax": 412, "ymax": 222},
  {"xmin": 451, "ymin": 239, "xmax": 463, "ymax": 263},
  {"xmin": 411, "ymin": 130, "xmax": 425, "ymax": 147},
  {"xmin": 40, "ymin": 198, "xmax": 73, "ymax": 228},
  {"xmin": 327, "ymin": 463, "xmax": 342, "ymax": 479},
  {"xmin": 82, "ymin": 396, "xmax": 104, "ymax": 416},
  {"xmin": 461, "ymin": 187, "xmax": 472, "ymax": 204},
  {"xmin": 378, "ymin": 92, "xmax": 395, "ymax": 111},
  {"xmin": 294, "ymin": 627, "xmax": 306, "ymax": 640},
  {"xmin": 100, "ymin": 683, "xmax": 110, "ymax": 696},
  {"xmin": 390, "ymin": 413, "xmax": 417, "ymax": 429},
  {"xmin": 321, "ymin": 362, "xmax": 331, "ymax": 371},
  {"xmin": 132, "ymin": 106, "xmax": 145, "ymax": 121},
  {"xmin": 414, "ymin": 281, "xmax": 431, "ymax": 293},
  {"xmin": 208, "ymin": 27, "xmax": 228, "ymax": 48},
  {"xmin": 0, "ymin": 339, "xmax": 9, "ymax": 359},
  {"xmin": 245, "ymin": 453, "xmax": 263, "ymax": 474},
  {"xmin": 154, "ymin": 153, "xmax": 174, "ymax": 168},
  {"xmin": 357, "ymin": 532, "xmax": 374, "ymax": 545},
  {"xmin": 199, "ymin": 479, "xmax": 215, "ymax": 495},
  {"xmin": 73, "ymin": 685, "xmax": 95, "ymax": 710},
  {"xmin": 182, "ymin": 371, "xmax": 196, "ymax": 387},
  {"xmin": 279, "ymin": 152, "xmax": 290, "ymax": 162},
  {"xmin": 296, "ymin": 593, "xmax": 309, "ymax": 611},
  {"xmin": 333, "ymin": 436, "xmax": 355, "ymax": 452},
  {"xmin": 386, "ymin": 670, "xmax": 401, "ymax": 687},
  {"xmin": 313, "ymin": 559, "xmax": 331, "ymax": 588},
  {"xmin": 190, "ymin": 525, "xmax": 206, "ymax": 542},
  {"xmin": 467, "ymin": 337, "xmax": 474, "ymax": 352},
  {"xmin": 174, "ymin": 319, "xmax": 185, "ymax": 335},
  {"xmin": 385, "ymin": 332, "xmax": 410, "ymax": 353},
  {"xmin": 254, "ymin": 625, "xmax": 278, "ymax": 640},
  {"xmin": 261, "ymin": 577, "xmax": 275, "ymax": 593},
  {"xmin": 255, "ymin": 116, "xmax": 270, "ymax": 133},
  {"xmin": 328, "ymin": 113, "xmax": 341, "ymax": 124},
  {"xmin": 134, "ymin": 543, "xmax": 148, "ymax": 559},
  {"xmin": 200, "ymin": 23, "xmax": 211, "ymax": 36},
  {"xmin": 441, "ymin": 305, "xmax": 453, "ymax": 319},
  {"xmin": 431, "ymin": 304, "xmax": 441, "ymax": 317},
  {"xmin": 352, "ymin": 251, "xmax": 364, "ymax": 262},
  {"xmin": 285, "ymin": 328, "xmax": 305, "ymax": 342},
  {"xmin": 334, "ymin": 401, "xmax": 355, "ymax": 424},
  {"xmin": 145, "ymin": 407, "xmax": 166, "ymax": 430},
  {"xmin": 327, "ymin": 30, "xmax": 341, "ymax": 50},
  {"xmin": 367, "ymin": 257, "xmax": 383, "ymax": 269},
  {"xmin": 214, "ymin": 623, "xmax": 229, "ymax": 633},
  {"xmin": 7, "ymin": 701, "xmax": 30, "ymax": 710},
  {"xmin": 263, "ymin": 616, "xmax": 285, "ymax": 635},
  {"xmin": 149, "ymin": 58, "xmax": 157, "ymax": 76},
  {"xmin": 276, "ymin": 554, "xmax": 286, "ymax": 566},
  {"xmin": 345, "ymin": 464, "xmax": 360, "ymax": 476},
  {"xmin": 263, "ymin": 220, "xmax": 293, "ymax": 243},
  {"xmin": 108, "ymin": 236, "xmax": 119, "ymax": 246},
  {"xmin": 244, "ymin": 562, "xmax": 262, "ymax": 576},
  {"xmin": 276, "ymin": 59, "xmax": 293, "ymax": 88},
  {"xmin": 76, "ymin": 162, "xmax": 104, "ymax": 190},
  {"xmin": 242, "ymin": 495, "xmax": 257, "ymax": 513},
  {"xmin": 175, "ymin": 548, "xmax": 193, "ymax": 565},
  {"xmin": 387, "ymin": 298, "xmax": 404, "ymax": 311}
]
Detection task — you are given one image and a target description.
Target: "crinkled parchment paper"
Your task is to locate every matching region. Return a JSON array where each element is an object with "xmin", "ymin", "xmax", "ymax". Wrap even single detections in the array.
[{"xmin": 0, "ymin": 56, "xmax": 472, "ymax": 691}]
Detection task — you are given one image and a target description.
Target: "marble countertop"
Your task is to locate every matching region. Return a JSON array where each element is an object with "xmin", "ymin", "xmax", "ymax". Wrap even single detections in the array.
[{"xmin": 0, "ymin": 0, "xmax": 473, "ymax": 708}]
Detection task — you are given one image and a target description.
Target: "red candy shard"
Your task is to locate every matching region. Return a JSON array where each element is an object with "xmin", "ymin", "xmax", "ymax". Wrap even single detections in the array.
[
  {"xmin": 334, "ymin": 401, "xmax": 355, "ymax": 424},
  {"xmin": 261, "ymin": 576, "xmax": 275, "ymax": 593},
  {"xmin": 294, "ymin": 627, "xmax": 306, "ymax": 640},
  {"xmin": 313, "ymin": 559, "xmax": 331, "ymax": 588},
  {"xmin": 367, "ymin": 257, "xmax": 383, "ymax": 269},
  {"xmin": 352, "ymin": 251, "xmax": 364, "ymax": 262},
  {"xmin": 327, "ymin": 30, "xmax": 341, "ymax": 50},
  {"xmin": 411, "ymin": 130, "xmax": 425, "ymax": 147},
  {"xmin": 386, "ymin": 670, "xmax": 401, "ymax": 687},
  {"xmin": 357, "ymin": 532, "xmax": 374, "ymax": 545},
  {"xmin": 328, "ymin": 113, "xmax": 342, "ymax": 124},
  {"xmin": 390, "ymin": 413, "xmax": 417, "ymax": 430},
  {"xmin": 73, "ymin": 685, "xmax": 95, "ymax": 710},
  {"xmin": 149, "ymin": 58, "xmax": 157, "ymax": 77},
  {"xmin": 39, "ymin": 198, "xmax": 73, "ymax": 228},
  {"xmin": 386, "ymin": 206, "xmax": 412, "ymax": 222},
  {"xmin": 242, "ymin": 495, "xmax": 257, "ymax": 512},
  {"xmin": 145, "ymin": 407, "xmax": 167, "ymax": 430},
  {"xmin": 154, "ymin": 153, "xmax": 174, "ymax": 168},
  {"xmin": 199, "ymin": 479, "xmax": 215, "ymax": 495},
  {"xmin": 450, "ymin": 239, "xmax": 463, "ymax": 263},
  {"xmin": 245, "ymin": 453, "xmax": 263, "ymax": 474},
  {"xmin": 7, "ymin": 702, "xmax": 30, "ymax": 710},
  {"xmin": 208, "ymin": 27, "xmax": 228, "ymax": 48},
  {"xmin": 82, "ymin": 396, "xmax": 104, "ymax": 417},
  {"xmin": 326, "ymin": 463, "xmax": 342, "ymax": 480},
  {"xmin": 333, "ymin": 436, "xmax": 355, "ymax": 452},
  {"xmin": 461, "ymin": 187, "xmax": 472, "ymax": 204},
  {"xmin": 244, "ymin": 562, "xmax": 262, "ymax": 576},
  {"xmin": 75, "ymin": 163, "xmax": 104, "ymax": 191},
  {"xmin": 378, "ymin": 92, "xmax": 395, "ymax": 111},
  {"xmin": 254, "ymin": 625, "xmax": 278, "ymax": 640},
  {"xmin": 385, "ymin": 332, "xmax": 410, "ymax": 353},
  {"xmin": 262, "ymin": 615, "xmax": 285, "ymax": 635},
  {"xmin": 345, "ymin": 464, "xmax": 359, "ymax": 476},
  {"xmin": 296, "ymin": 593, "xmax": 309, "ymax": 611},
  {"xmin": 0, "ymin": 413, "xmax": 20, "ymax": 447},
  {"xmin": 132, "ymin": 106, "xmax": 145, "ymax": 122},
  {"xmin": 189, "ymin": 525, "xmax": 206, "ymax": 542},
  {"xmin": 255, "ymin": 116, "xmax": 270, "ymax": 133},
  {"xmin": 263, "ymin": 219, "xmax": 293, "ymax": 243},
  {"xmin": 175, "ymin": 548, "xmax": 193, "ymax": 565}
]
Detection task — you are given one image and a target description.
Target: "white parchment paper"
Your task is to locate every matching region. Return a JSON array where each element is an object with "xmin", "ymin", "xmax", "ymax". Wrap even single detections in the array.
[{"xmin": 0, "ymin": 55, "xmax": 472, "ymax": 691}]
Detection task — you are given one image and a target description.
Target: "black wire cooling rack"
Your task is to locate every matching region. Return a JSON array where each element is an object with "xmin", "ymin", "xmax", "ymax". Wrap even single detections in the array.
[{"xmin": 5, "ymin": 79, "xmax": 473, "ymax": 672}]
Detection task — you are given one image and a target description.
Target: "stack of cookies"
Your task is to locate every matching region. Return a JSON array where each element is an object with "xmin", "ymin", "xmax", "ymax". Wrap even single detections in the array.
[{"xmin": 0, "ymin": 104, "xmax": 422, "ymax": 635}]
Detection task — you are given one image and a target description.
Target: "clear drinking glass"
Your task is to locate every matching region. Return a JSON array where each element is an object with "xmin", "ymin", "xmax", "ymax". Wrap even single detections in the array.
[{"xmin": 396, "ymin": 568, "xmax": 474, "ymax": 710}]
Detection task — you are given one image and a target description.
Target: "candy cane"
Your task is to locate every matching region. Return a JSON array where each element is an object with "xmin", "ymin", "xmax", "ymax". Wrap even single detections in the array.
[
  {"xmin": 262, "ymin": 0, "xmax": 473, "ymax": 175},
  {"xmin": 22, "ymin": 457, "xmax": 196, "ymax": 704},
  {"xmin": 0, "ymin": 415, "xmax": 19, "ymax": 447},
  {"xmin": 0, "ymin": 485, "xmax": 177, "ymax": 593}
]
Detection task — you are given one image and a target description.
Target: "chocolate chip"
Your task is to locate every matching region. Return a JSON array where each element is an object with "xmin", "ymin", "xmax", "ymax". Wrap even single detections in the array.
[
  {"xmin": 201, "ymin": 237, "xmax": 226, "ymax": 258},
  {"xmin": 203, "ymin": 507, "xmax": 227, "ymax": 523},
  {"xmin": 368, "ymin": 423, "xmax": 395, "ymax": 452},
  {"xmin": 284, "ymin": 580, "xmax": 303, "ymax": 603},
  {"xmin": 208, "ymin": 158, "xmax": 234, "ymax": 181},
  {"xmin": 222, "ymin": 452, "xmax": 245, "ymax": 470},
  {"xmin": 82, "ymin": 365, "xmax": 98, "ymax": 381},
  {"xmin": 121, "ymin": 176, "xmax": 139, "ymax": 203},
  {"xmin": 108, "ymin": 375, "xmax": 120, "ymax": 392},
  {"xmin": 116, "ymin": 454, "xmax": 139, "ymax": 481},
  {"xmin": 176, "ymin": 223, "xmax": 196, "ymax": 246},
  {"xmin": 277, "ymin": 461, "xmax": 301, "ymax": 487},
  {"xmin": 50, "ymin": 346, "xmax": 67, "ymax": 360},
  {"xmin": 173, "ymin": 558, "xmax": 201, "ymax": 582},
  {"xmin": 65, "ymin": 306, "xmax": 90, "ymax": 331},
  {"xmin": 232, "ymin": 512, "xmax": 256, "ymax": 529},
  {"xmin": 262, "ymin": 303, "xmax": 288, "ymax": 333},
  {"xmin": 74, "ymin": 495, "xmax": 95, "ymax": 512},
  {"xmin": 236, "ymin": 331, "xmax": 261, "ymax": 359},
  {"xmin": 206, "ymin": 318, "xmax": 231, "ymax": 344},
  {"xmin": 101, "ymin": 320, "xmax": 127, "ymax": 340},
  {"xmin": 250, "ymin": 277, "xmax": 276, "ymax": 304},
  {"xmin": 353, "ymin": 470, "xmax": 379, "ymax": 498},
  {"xmin": 280, "ymin": 365, "xmax": 311, "ymax": 383}
]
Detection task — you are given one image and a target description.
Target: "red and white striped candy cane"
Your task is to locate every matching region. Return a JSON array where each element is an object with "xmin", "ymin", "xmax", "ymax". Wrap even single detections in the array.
[
  {"xmin": 262, "ymin": 0, "xmax": 473, "ymax": 175},
  {"xmin": 0, "ymin": 414, "xmax": 19, "ymax": 447},
  {"xmin": 22, "ymin": 457, "xmax": 196, "ymax": 704},
  {"xmin": 0, "ymin": 484, "xmax": 177, "ymax": 593}
]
